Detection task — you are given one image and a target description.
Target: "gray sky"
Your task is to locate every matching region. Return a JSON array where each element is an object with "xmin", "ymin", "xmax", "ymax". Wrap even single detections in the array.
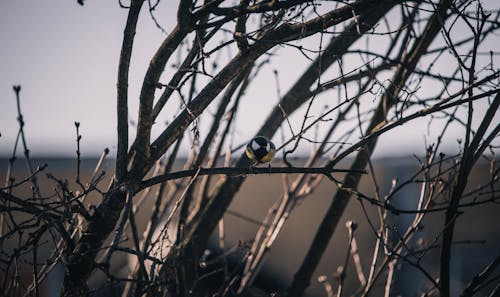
[
  {"xmin": 1, "ymin": 1, "xmax": 498, "ymax": 159},
  {"xmin": 1, "ymin": 1, "xmax": 127, "ymax": 156}
]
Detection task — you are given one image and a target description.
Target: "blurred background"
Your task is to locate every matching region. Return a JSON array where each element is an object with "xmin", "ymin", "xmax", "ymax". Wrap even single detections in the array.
[
  {"xmin": 1, "ymin": 157, "xmax": 498, "ymax": 296},
  {"xmin": 1, "ymin": 0, "xmax": 498, "ymax": 159}
]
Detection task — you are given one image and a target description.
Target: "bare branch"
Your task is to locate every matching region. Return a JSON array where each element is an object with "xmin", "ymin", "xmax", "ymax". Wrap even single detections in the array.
[
  {"xmin": 116, "ymin": 0, "xmax": 144, "ymax": 181},
  {"xmin": 139, "ymin": 166, "xmax": 365, "ymax": 190}
]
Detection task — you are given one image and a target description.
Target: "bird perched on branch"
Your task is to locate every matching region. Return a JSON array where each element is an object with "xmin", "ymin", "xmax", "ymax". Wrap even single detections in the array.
[{"xmin": 245, "ymin": 136, "xmax": 276, "ymax": 168}]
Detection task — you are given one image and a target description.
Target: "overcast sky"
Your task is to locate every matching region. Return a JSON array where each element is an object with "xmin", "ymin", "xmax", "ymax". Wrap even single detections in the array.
[{"xmin": 1, "ymin": 1, "xmax": 498, "ymax": 159}]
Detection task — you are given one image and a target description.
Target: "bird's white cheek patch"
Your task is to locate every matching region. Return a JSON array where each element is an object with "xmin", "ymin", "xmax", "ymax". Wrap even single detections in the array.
[{"xmin": 251, "ymin": 140, "xmax": 260, "ymax": 151}]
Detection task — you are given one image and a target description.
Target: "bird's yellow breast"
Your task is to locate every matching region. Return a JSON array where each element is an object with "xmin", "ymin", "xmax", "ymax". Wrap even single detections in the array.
[{"xmin": 258, "ymin": 149, "xmax": 275, "ymax": 163}]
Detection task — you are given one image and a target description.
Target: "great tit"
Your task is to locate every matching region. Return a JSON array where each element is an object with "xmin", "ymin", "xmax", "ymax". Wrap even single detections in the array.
[{"xmin": 245, "ymin": 136, "xmax": 276, "ymax": 165}]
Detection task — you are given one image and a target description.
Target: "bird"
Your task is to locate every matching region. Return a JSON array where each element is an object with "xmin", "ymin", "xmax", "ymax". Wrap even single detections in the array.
[{"xmin": 245, "ymin": 136, "xmax": 276, "ymax": 170}]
